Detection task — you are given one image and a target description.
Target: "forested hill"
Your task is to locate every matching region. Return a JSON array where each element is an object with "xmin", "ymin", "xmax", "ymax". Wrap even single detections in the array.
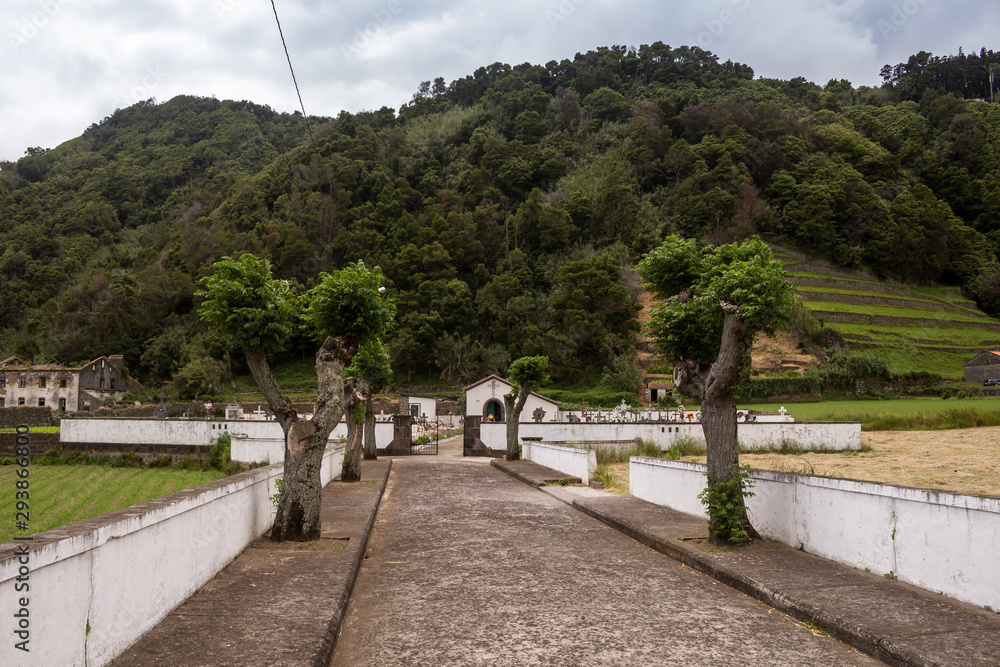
[{"xmin": 1, "ymin": 43, "xmax": 1000, "ymax": 393}]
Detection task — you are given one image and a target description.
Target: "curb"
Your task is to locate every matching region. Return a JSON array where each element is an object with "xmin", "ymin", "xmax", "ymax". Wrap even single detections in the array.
[
  {"xmin": 490, "ymin": 459, "xmax": 582, "ymax": 486},
  {"xmin": 571, "ymin": 499, "xmax": 930, "ymax": 667},
  {"xmin": 313, "ymin": 459, "xmax": 392, "ymax": 667}
]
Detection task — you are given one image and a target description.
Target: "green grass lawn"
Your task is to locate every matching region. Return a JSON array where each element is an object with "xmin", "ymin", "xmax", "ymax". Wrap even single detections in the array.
[
  {"xmin": 230, "ymin": 358, "xmax": 319, "ymax": 396},
  {"xmin": 0, "ymin": 466, "xmax": 228, "ymax": 543},
  {"xmin": 742, "ymin": 396, "xmax": 1000, "ymax": 429},
  {"xmin": 856, "ymin": 346, "xmax": 978, "ymax": 379},
  {"xmin": 0, "ymin": 427, "xmax": 59, "ymax": 433}
]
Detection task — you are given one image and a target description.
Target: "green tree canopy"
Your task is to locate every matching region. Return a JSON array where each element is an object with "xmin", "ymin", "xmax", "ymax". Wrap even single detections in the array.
[
  {"xmin": 195, "ymin": 254, "xmax": 296, "ymax": 354},
  {"xmin": 507, "ymin": 354, "xmax": 550, "ymax": 389},
  {"xmin": 305, "ymin": 261, "xmax": 396, "ymax": 349}
]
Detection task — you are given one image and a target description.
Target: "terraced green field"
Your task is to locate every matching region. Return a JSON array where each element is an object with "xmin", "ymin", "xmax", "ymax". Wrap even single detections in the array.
[
  {"xmin": 805, "ymin": 301, "xmax": 998, "ymax": 324},
  {"xmin": 782, "ymin": 253, "xmax": 1000, "ymax": 379},
  {"xmin": 796, "ymin": 285, "xmax": 931, "ymax": 302}
]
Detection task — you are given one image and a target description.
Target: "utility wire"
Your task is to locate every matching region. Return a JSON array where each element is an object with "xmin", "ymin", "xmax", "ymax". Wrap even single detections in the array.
[{"xmin": 270, "ymin": 0, "xmax": 315, "ymax": 144}]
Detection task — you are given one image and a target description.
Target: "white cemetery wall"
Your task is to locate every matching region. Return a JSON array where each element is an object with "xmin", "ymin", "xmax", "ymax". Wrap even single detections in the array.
[
  {"xmin": 478, "ymin": 421, "xmax": 860, "ymax": 452},
  {"xmin": 0, "ymin": 444, "xmax": 346, "ymax": 667},
  {"xmin": 629, "ymin": 457, "xmax": 1000, "ymax": 610}
]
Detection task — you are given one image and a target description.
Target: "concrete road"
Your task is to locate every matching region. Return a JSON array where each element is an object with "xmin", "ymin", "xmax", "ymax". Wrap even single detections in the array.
[{"xmin": 331, "ymin": 457, "xmax": 878, "ymax": 666}]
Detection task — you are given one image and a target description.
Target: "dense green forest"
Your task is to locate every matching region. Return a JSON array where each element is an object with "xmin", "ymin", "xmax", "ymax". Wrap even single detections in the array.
[{"xmin": 1, "ymin": 43, "xmax": 999, "ymax": 395}]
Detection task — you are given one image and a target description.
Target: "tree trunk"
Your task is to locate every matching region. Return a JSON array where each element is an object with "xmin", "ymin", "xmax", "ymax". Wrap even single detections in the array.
[
  {"xmin": 700, "ymin": 309, "xmax": 761, "ymax": 545},
  {"xmin": 342, "ymin": 383, "xmax": 364, "ymax": 482},
  {"xmin": 258, "ymin": 336, "xmax": 353, "ymax": 542},
  {"xmin": 504, "ymin": 385, "xmax": 530, "ymax": 461},
  {"xmin": 271, "ymin": 420, "xmax": 328, "ymax": 542},
  {"xmin": 363, "ymin": 393, "xmax": 378, "ymax": 460}
]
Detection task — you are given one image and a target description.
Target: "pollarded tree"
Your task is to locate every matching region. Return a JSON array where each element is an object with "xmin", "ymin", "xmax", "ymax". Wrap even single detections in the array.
[
  {"xmin": 344, "ymin": 339, "xmax": 393, "ymax": 465},
  {"xmin": 198, "ymin": 254, "xmax": 394, "ymax": 542},
  {"xmin": 637, "ymin": 236, "xmax": 794, "ymax": 545},
  {"xmin": 503, "ymin": 356, "xmax": 550, "ymax": 461}
]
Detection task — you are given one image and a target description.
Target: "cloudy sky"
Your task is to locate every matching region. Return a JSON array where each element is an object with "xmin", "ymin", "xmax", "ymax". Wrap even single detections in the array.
[{"xmin": 1, "ymin": 0, "xmax": 997, "ymax": 161}]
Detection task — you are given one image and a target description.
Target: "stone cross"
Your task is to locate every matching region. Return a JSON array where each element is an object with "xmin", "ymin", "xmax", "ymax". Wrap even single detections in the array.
[{"xmin": 532, "ymin": 407, "xmax": 546, "ymax": 423}]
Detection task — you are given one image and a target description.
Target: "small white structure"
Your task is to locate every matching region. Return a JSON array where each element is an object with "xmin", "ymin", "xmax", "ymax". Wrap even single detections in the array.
[
  {"xmin": 401, "ymin": 394, "xmax": 437, "ymax": 422},
  {"xmin": 464, "ymin": 375, "xmax": 560, "ymax": 423}
]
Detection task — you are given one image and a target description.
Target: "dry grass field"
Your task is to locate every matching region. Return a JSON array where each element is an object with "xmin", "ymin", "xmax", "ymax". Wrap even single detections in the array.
[{"xmin": 604, "ymin": 427, "xmax": 1000, "ymax": 498}]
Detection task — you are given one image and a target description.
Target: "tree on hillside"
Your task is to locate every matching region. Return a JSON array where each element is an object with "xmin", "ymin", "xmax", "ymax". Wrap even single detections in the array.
[
  {"xmin": 638, "ymin": 236, "xmax": 794, "ymax": 545},
  {"xmin": 503, "ymin": 356, "xmax": 550, "ymax": 461},
  {"xmin": 198, "ymin": 254, "xmax": 394, "ymax": 542}
]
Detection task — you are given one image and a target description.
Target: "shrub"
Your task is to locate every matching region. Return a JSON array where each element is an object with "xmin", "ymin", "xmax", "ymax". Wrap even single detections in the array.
[
  {"xmin": 209, "ymin": 434, "xmax": 232, "ymax": 470},
  {"xmin": 594, "ymin": 465, "xmax": 613, "ymax": 487},
  {"xmin": 109, "ymin": 452, "xmax": 144, "ymax": 468},
  {"xmin": 222, "ymin": 460, "xmax": 244, "ymax": 476},
  {"xmin": 179, "ymin": 457, "xmax": 207, "ymax": 471},
  {"xmin": 601, "ymin": 352, "xmax": 642, "ymax": 394},
  {"xmin": 148, "ymin": 456, "xmax": 173, "ymax": 468},
  {"xmin": 698, "ymin": 465, "xmax": 756, "ymax": 545},
  {"xmin": 941, "ymin": 389, "xmax": 952, "ymax": 399}
]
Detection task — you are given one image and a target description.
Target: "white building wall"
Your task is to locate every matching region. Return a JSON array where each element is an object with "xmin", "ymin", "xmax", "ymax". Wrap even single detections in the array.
[
  {"xmin": 231, "ymin": 422, "xmax": 394, "ymax": 463},
  {"xmin": 466, "ymin": 380, "xmax": 559, "ymax": 423},
  {"xmin": 0, "ymin": 444, "xmax": 346, "ymax": 667},
  {"xmin": 629, "ymin": 457, "xmax": 1000, "ymax": 610},
  {"xmin": 404, "ymin": 396, "xmax": 437, "ymax": 421}
]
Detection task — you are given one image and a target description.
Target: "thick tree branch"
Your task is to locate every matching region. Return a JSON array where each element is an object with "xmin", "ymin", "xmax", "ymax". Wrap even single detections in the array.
[
  {"xmin": 705, "ymin": 308, "xmax": 756, "ymax": 402},
  {"xmin": 312, "ymin": 335, "xmax": 356, "ymax": 433},
  {"xmin": 672, "ymin": 358, "xmax": 706, "ymax": 401},
  {"xmin": 244, "ymin": 348, "xmax": 298, "ymax": 432}
]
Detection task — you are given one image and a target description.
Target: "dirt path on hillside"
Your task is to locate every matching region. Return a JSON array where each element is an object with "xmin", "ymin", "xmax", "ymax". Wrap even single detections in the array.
[{"xmin": 606, "ymin": 427, "xmax": 1000, "ymax": 497}]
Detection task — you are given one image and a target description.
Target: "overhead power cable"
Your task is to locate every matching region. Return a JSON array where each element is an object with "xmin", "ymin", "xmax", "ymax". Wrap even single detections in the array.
[{"xmin": 270, "ymin": 0, "xmax": 315, "ymax": 144}]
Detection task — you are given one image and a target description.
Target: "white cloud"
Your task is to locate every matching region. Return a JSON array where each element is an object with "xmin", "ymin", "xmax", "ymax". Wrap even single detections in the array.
[{"xmin": 0, "ymin": 0, "xmax": 995, "ymax": 161}]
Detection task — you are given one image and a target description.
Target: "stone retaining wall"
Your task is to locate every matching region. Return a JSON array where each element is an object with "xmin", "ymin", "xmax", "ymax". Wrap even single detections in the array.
[{"xmin": 0, "ymin": 407, "xmax": 52, "ymax": 428}]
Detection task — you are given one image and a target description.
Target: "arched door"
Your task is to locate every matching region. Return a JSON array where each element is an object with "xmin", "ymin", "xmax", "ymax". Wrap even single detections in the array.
[{"xmin": 484, "ymin": 399, "xmax": 504, "ymax": 422}]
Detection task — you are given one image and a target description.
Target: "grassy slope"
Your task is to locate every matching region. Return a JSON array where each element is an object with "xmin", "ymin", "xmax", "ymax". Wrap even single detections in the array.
[
  {"xmin": 0, "ymin": 466, "xmax": 228, "ymax": 543},
  {"xmin": 781, "ymin": 255, "xmax": 1000, "ymax": 379}
]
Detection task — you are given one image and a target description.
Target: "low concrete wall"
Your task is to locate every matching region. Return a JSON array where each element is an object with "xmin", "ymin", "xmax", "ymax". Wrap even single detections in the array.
[
  {"xmin": 62, "ymin": 417, "xmax": 290, "ymax": 446},
  {"xmin": 231, "ymin": 422, "xmax": 394, "ymax": 464},
  {"xmin": 479, "ymin": 421, "xmax": 860, "ymax": 452},
  {"xmin": 522, "ymin": 441, "xmax": 596, "ymax": 485},
  {"xmin": 629, "ymin": 457, "xmax": 1000, "ymax": 610},
  {"xmin": 62, "ymin": 418, "xmax": 398, "ymax": 464},
  {"xmin": 0, "ymin": 444, "xmax": 346, "ymax": 667}
]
